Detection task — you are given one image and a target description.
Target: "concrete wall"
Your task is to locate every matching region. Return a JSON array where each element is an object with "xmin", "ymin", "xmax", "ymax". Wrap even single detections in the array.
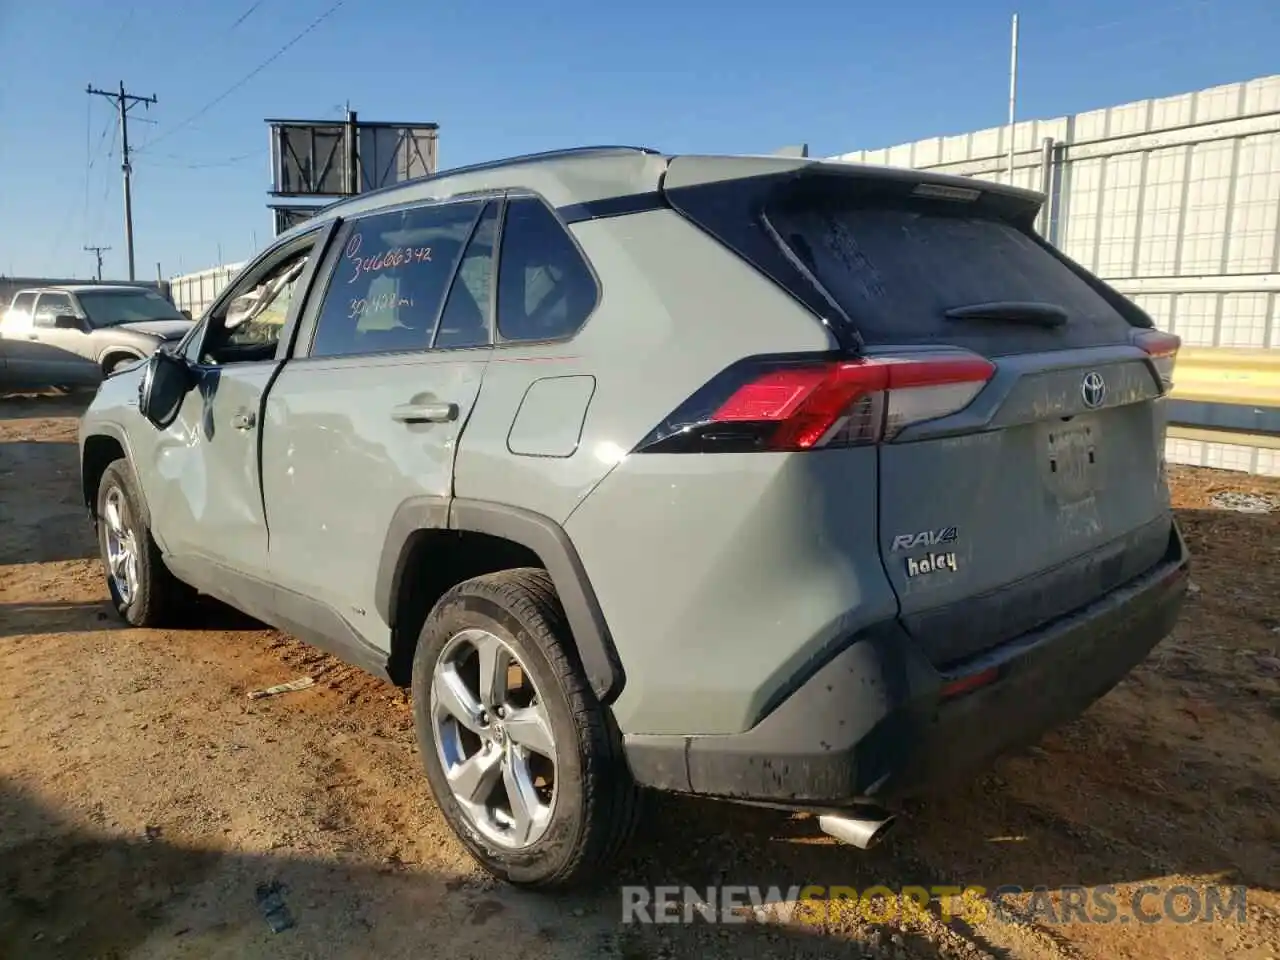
[
  {"xmin": 167, "ymin": 263, "xmax": 246, "ymax": 320},
  {"xmin": 831, "ymin": 74, "xmax": 1280, "ymax": 475}
]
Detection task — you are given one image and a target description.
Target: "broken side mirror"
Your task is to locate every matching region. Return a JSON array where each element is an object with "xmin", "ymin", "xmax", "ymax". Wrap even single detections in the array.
[{"xmin": 138, "ymin": 349, "xmax": 193, "ymax": 428}]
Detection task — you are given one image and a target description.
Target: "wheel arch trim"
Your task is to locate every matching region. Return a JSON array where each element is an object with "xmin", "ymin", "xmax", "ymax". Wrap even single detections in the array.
[
  {"xmin": 80, "ymin": 422, "xmax": 150, "ymax": 527},
  {"xmin": 97, "ymin": 347, "xmax": 146, "ymax": 369},
  {"xmin": 375, "ymin": 497, "xmax": 625, "ymax": 704}
]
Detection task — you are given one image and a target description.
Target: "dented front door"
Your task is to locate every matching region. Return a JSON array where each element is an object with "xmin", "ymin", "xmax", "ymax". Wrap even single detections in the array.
[{"xmin": 147, "ymin": 363, "xmax": 275, "ymax": 579}]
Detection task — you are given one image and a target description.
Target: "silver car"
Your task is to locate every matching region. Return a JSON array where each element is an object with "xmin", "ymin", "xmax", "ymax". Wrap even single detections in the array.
[{"xmin": 0, "ymin": 284, "xmax": 192, "ymax": 390}]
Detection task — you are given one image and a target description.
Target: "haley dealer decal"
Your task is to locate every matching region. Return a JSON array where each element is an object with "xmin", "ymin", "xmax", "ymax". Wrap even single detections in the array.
[{"xmin": 905, "ymin": 552, "xmax": 958, "ymax": 578}]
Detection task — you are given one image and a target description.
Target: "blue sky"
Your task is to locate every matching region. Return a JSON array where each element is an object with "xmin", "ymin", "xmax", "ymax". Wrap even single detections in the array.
[{"xmin": 1, "ymin": 0, "xmax": 1276, "ymax": 279}]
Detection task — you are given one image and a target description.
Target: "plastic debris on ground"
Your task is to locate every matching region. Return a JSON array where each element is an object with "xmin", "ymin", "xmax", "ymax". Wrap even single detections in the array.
[
  {"xmin": 247, "ymin": 677, "xmax": 315, "ymax": 700},
  {"xmin": 255, "ymin": 881, "xmax": 295, "ymax": 934}
]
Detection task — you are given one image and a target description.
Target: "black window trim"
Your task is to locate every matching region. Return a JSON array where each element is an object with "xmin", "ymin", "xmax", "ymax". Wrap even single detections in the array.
[
  {"xmin": 663, "ymin": 173, "xmax": 863, "ymax": 354},
  {"xmin": 490, "ymin": 189, "xmax": 602, "ymax": 349},
  {"xmin": 428, "ymin": 197, "xmax": 503, "ymax": 351},
  {"xmin": 283, "ymin": 186, "xmax": 604, "ymax": 361},
  {"xmin": 296, "ymin": 195, "xmax": 488, "ymax": 361},
  {"xmin": 184, "ymin": 219, "xmax": 339, "ymax": 369}
]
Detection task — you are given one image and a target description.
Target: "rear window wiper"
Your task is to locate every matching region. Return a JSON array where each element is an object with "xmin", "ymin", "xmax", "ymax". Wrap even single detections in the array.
[{"xmin": 944, "ymin": 301, "xmax": 1068, "ymax": 328}]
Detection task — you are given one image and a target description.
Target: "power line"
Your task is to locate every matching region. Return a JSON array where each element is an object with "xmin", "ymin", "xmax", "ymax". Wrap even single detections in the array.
[
  {"xmin": 103, "ymin": 5, "xmax": 137, "ymax": 57},
  {"xmin": 87, "ymin": 117, "xmax": 120, "ymax": 247},
  {"xmin": 136, "ymin": 150, "xmax": 259, "ymax": 170},
  {"xmin": 229, "ymin": 1, "xmax": 265, "ymax": 30},
  {"xmin": 144, "ymin": 0, "xmax": 346, "ymax": 150},
  {"xmin": 84, "ymin": 99, "xmax": 92, "ymax": 229},
  {"xmin": 73, "ymin": 103, "xmax": 115, "ymax": 255},
  {"xmin": 1047, "ymin": 0, "xmax": 1210, "ymax": 40},
  {"xmin": 48, "ymin": 103, "xmax": 104, "ymax": 266},
  {"xmin": 86, "ymin": 110, "xmax": 116, "ymax": 173}
]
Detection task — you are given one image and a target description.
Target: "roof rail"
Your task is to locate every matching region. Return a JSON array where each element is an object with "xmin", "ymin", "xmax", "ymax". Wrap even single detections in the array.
[{"xmin": 320, "ymin": 145, "xmax": 662, "ymax": 214}]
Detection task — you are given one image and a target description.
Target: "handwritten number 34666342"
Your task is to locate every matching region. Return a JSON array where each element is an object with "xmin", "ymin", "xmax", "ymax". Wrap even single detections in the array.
[{"xmin": 344, "ymin": 232, "xmax": 431, "ymax": 284}]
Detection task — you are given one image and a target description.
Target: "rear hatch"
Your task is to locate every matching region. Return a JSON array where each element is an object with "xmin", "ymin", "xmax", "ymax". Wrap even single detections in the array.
[{"xmin": 663, "ymin": 158, "xmax": 1180, "ymax": 668}]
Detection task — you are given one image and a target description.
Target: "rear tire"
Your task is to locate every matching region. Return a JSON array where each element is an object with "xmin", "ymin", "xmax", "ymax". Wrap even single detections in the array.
[
  {"xmin": 95, "ymin": 460, "xmax": 194, "ymax": 626},
  {"xmin": 411, "ymin": 568, "xmax": 641, "ymax": 888}
]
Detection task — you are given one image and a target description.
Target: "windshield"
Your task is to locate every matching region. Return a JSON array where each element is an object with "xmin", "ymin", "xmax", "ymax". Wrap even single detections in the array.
[{"xmin": 78, "ymin": 290, "xmax": 186, "ymax": 328}]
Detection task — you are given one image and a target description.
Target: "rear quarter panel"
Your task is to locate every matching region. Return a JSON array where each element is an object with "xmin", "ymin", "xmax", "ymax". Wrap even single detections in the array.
[
  {"xmin": 452, "ymin": 208, "xmax": 835, "ymax": 522},
  {"xmin": 567, "ymin": 447, "xmax": 899, "ymax": 736},
  {"xmin": 456, "ymin": 206, "xmax": 895, "ymax": 737}
]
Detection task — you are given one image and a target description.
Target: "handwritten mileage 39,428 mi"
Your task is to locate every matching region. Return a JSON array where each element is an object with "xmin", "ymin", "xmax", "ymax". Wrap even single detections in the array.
[
  {"xmin": 348, "ymin": 293, "xmax": 414, "ymax": 320},
  {"xmin": 345, "ymin": 231, "xmax": 432, "ymax": 283}
]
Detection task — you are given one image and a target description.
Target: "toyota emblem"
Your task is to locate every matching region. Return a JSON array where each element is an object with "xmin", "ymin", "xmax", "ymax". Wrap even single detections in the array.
[{"xmin": 1081, "ymin": 371, "xmax": 1106, "ymax": 409}]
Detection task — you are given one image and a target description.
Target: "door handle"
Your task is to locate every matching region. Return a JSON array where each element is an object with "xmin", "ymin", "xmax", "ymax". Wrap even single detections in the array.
[
  {"xmin": 231, "ymin": 411, "xmax": 256, "ymax": 430},
  {"xmin": 26, "ymin": 334, "xmax": 38, "ymax": 340},
  {"xmin": 390, "ymin": 401, "xmax": 458, "ymax": 424}
]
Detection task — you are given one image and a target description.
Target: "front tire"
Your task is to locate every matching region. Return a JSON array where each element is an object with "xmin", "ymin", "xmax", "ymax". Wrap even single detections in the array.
[
  {"xmin": 96, "ymin": 460, "xmax": 193, "ymax": 626},
  {"xmin": 411, "ymin": 568, "xmax": 641, "ymax": 888}
]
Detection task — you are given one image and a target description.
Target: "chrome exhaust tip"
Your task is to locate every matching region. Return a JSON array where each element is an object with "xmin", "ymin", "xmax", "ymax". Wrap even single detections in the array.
[{"xmin": 816, "ymin": 806, "xmax": 897, "ymax": 850}]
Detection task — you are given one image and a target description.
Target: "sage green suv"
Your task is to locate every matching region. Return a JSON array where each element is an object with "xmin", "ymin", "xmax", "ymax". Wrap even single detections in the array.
[{"xmin": 79, "ymin": 146, "xmax": 1190, "ymax": 887}]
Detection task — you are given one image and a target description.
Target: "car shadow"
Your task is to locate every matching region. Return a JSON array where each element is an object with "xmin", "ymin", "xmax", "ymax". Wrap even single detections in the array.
[
  {"xmin": 0, "ymin": 777, "xmax": 951, "ymax": 960},
  {"xmin": 0, "ymin": 597, "xmax": 271, "ymax": 640},
  {"xmin": 0, "ymin": 390, "xmax": 93, "ymax": 421},
  {"xmin": 0, "ymin": 601, "xmax": 119, "ymax": 638},
  {"xmin": 0, "ymin": 439, "xmax": 99, "ymax": 565},
  {"xmin": 0, "ymin": 434, "xmax": 95, "ymax": 556}
]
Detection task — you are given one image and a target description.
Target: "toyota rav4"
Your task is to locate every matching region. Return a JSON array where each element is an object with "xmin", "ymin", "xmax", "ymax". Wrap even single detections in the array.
[{"xmin": 78, "ymin": 146, "xmax": 1190, "ymax": 887}]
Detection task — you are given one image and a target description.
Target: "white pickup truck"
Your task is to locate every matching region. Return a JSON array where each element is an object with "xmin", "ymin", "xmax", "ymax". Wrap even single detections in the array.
[{"xmin": 1, "ymin": 284, "xmax": 192, "ymax": 391}]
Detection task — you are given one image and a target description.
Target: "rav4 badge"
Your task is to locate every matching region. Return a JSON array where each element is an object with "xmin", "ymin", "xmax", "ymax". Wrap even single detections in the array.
[{"xmin": 890, "ymin": 527, "xmax": 958, "ymax": 552}]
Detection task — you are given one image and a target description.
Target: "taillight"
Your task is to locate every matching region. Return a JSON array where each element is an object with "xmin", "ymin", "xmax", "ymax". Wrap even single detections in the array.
[
  {"xmin": 635, "ymin": 352, "xmax": 995, "ymax": 454},
  {"xmin": 1133, "ymin": 329, "xmax": 1180, "ymax": 391}
]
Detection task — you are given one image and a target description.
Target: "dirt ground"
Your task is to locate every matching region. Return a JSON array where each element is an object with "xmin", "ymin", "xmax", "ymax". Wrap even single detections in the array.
[{"xmin": 1, "ymin": 391, "xmax": 1278, "ymax": 960}]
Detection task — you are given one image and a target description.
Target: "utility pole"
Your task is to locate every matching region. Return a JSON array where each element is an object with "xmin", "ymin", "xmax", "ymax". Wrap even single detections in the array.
[
  {"xmin": 87, "ymin": 82, "xmax": 158, "ymax": 281},
  {"xmin": 344, "ymin": 105, "xmax": 359, "ymax": 195},
  {"xmin": 84, "ymin": 245, "xmax": 111, "ymax": 281}
]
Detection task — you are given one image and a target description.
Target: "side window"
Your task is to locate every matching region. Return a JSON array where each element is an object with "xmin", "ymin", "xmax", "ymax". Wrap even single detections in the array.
[
  {"xmin": 2, "ymin": 292, "xmax": 36, "ymax": 331},
  {"xmin": 309, "ymin": 200, "xmax": 482, "ymax": 359},
  {"xmin": 10, "ymin": 292, "xmax": 36, "ymax": 317},
  {"xmin": 435, "ymin": 202, "xmax": 498, "ymax": 349},
  {"xmin": 181, "ymin": 320, "xmax": 207, "ymax": 363},
  {"xmin": 33, "ymin": 293, "xmax": 76, "ymax": 328},
  {"xmin": 202, "ymin": 246, "xmax": 314, "ymax": 365},
  {"xmin": 496, "ymin": 198, "xmax": 597, "ymax": 343},
  {"xmin": 225, "ymin": 255, "xmax": 307, "ymax": 347}
]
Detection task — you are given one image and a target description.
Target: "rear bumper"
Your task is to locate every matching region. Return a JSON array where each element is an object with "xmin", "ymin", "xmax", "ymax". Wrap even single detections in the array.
[{"xmin": 623, "ymin": 523, "xmax": 1190, "ymax": 806}]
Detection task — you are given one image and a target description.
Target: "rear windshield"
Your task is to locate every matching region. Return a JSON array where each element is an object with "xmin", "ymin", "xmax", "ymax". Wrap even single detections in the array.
[{"xmin": 765, "ymin": 190, "xmax": 1137, "ymax": 353}]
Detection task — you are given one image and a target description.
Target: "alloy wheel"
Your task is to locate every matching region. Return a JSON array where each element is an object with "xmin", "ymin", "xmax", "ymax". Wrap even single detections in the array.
[
  {"xmin": 430, "ymin": 628, "xmax": 558, "ymax": 849},
  {"xmin": 102, "ymin": 485, "xmax": 139, "ymax": 606}
]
